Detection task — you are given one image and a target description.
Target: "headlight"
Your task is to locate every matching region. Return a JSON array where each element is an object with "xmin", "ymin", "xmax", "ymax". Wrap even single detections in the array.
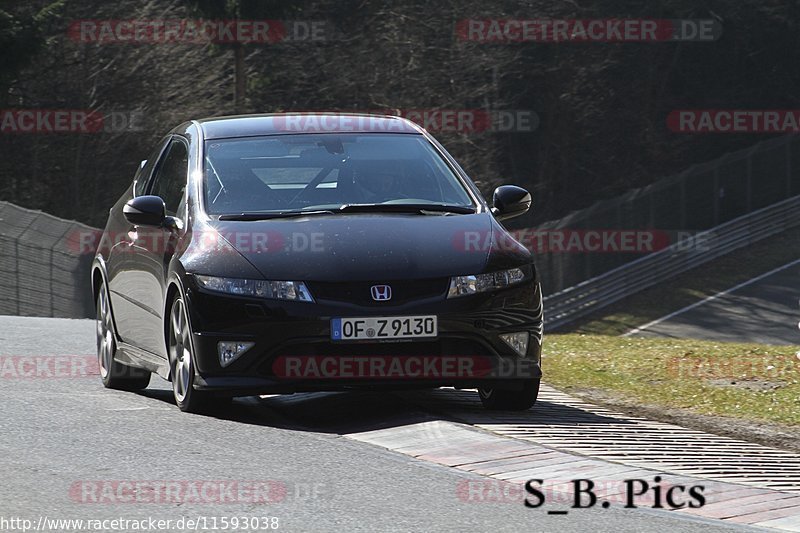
[
  {"xmin": 194, "ymin": 275, "xmax": 314, "ymax": 302},
  {"xmin": 447, "ymin": 267, "xmax": 525, "ymax": 298}
]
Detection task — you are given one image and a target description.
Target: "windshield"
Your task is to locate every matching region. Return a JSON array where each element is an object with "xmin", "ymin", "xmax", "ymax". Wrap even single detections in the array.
[{"xmin": 203, "ymin": 133, "xmax": 474, "ymax": 215}]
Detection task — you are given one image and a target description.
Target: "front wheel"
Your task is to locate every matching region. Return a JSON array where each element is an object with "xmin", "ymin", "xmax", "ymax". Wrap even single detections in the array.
[
  {"xmin": 168, "ymin": 295, "xmax": 210, "ymax": 413},
  {"xmin": 478, "ymin": 380, "xmax": 539, "ymax": 411}
]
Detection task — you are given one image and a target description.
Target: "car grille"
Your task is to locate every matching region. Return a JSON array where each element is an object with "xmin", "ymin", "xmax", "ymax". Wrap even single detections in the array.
[{"xmin": 307, "ymin": 278, "xmax": 449, "ymax": 306}]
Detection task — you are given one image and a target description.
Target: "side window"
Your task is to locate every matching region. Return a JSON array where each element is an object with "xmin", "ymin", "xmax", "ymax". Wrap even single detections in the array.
[
  {"xmin": 134, "ymin": 138, "xmax": 170, "ymax": 197},
  {"xmin": 149, "ymin": 139, "xmax": 189, "ymax": 215},
  {"xmin": 133, "ymin": 163, "xmax": 149, "ymax": 197}
]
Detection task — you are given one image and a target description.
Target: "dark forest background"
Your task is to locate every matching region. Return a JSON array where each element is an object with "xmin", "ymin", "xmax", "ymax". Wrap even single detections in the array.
[{"xmin": 1, "ymin": 0, "xmax": 798, "ymax": 229}]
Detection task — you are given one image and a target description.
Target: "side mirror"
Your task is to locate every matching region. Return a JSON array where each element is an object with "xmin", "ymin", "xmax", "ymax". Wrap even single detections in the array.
[
  {"xmin": 492, "ymin": 185, "xmax": 531, "ymax": 221},
  {"xmin": 124, "ymin": 195, "xmax": 166, "ymax": 227}
]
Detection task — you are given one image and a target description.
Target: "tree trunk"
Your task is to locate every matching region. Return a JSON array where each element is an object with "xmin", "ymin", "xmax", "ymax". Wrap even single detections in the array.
[{"xmin": 234, "ymin": 44, "xmax": 246, "ymax": 114}]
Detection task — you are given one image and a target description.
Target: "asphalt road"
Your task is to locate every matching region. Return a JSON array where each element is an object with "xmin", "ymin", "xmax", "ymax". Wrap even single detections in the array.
[
  {"xmin": 631, "ymin": 260, "xmax": 800, "ymax": 345},
  {"xmin": 0, "ymin": 316, "xmax": 757, "ymax": 532}
]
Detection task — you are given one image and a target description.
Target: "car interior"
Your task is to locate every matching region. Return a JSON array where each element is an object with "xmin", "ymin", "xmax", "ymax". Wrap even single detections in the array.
[{"xmin": 203, "ymin": 134, "xmax": 472, "ymax": 213}]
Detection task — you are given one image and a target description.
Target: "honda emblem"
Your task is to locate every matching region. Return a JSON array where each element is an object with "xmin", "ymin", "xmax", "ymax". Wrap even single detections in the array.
[{"xmin": 370, "ymin": 285, "xmax": 392, "ymax": 301}]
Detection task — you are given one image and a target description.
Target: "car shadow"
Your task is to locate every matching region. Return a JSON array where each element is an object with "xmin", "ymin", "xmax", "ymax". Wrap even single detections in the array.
[{"xmin": 136, "ymin": 385, "xmax": 630, "ymax": 435}]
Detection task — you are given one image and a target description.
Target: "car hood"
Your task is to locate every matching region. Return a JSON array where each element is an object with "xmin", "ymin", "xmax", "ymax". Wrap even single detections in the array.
[{"xmin": 204, "ymin": 213, "xmax": 498, "ymax": 282}]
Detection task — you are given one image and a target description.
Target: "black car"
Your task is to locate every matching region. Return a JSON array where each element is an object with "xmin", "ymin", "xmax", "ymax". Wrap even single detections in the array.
[{"xmin": 92, "ymin": 113, "xmax": 543, "ymax": 413}]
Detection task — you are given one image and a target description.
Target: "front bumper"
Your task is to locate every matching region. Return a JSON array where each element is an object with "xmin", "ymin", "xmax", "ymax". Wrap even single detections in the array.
[{"xmin": 184, "ymin": 277, "xmax": 544, "ymax": 395}]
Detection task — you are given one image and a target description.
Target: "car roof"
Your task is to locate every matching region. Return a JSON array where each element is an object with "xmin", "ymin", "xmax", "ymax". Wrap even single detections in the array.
[{"xmin": 194, "ymin": 113, "xmax": 422, "ymax": 140}]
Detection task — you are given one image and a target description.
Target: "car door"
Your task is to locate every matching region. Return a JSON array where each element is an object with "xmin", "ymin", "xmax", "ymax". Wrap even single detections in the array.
[
  {"xmin": 121, "ymin": 137, "xmax": 190, "ymax": 357},
  {"xmin": 107, "ymin": 137, "xmax": 170, "ymax": 346}
]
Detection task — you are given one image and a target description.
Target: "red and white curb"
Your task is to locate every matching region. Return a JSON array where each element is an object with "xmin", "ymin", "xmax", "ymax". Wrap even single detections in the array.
[{"xmin": 345, "ymin": 386, "xmax": 800, "ymax": 531}]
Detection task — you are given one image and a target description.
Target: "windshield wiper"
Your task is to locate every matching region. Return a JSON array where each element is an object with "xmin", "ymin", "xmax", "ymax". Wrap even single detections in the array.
[
  {"xmin": 217, "ymin": 210, "xmax": 336, "ymax": 221},
  {"xmin": 337, "ymin": 203, "xmax": 476, "ymax": 215},
  {"xmin": 218, "ymin": 204, "xmax": 476, "ymax": 220}
]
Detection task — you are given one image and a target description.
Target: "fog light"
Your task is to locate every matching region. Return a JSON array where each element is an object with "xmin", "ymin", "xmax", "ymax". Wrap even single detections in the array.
[
  {"xmin": 218, "ymin": 341, "xmax": 254, "ymax": 367},
  {"xmin": 499, "ymin": 332, "xmax": 529, "ymax": 357}
]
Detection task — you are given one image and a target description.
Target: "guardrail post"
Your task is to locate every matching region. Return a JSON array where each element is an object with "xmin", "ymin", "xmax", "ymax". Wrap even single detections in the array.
[
  {"xmin": 746, "ymin": 155, "xmax": 753, "ymax": 212},
  {"xmin": 49, "ymin": 247, "xmax": 54, "ymax": 317},
  {"xmin": 787, "ymin": 140, "xmax": 793, "ymax": 197},
  {"xmin": 713, "ymin": 168, "xmax": 720, "ymax": 227},
  {"xmin": 15, "ymin": 238, "xmax": 20, "ymax": 315},
  {"xmin": 680, "ymin": 178, "xmax": 687, "ymax": 228}
]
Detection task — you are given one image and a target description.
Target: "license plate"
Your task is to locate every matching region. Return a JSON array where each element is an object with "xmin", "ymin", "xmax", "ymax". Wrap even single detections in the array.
[{"xmin": 331, "ymin": 316, "xmax": 437, "ymax": 341}]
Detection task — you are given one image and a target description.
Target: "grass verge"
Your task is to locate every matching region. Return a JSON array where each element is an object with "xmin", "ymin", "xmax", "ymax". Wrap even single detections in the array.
[{"xmin": 544, "ymin": 334, "xmax": 800, "ymax": 427}]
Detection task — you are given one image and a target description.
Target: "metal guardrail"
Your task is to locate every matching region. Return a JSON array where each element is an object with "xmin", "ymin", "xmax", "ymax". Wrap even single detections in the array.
[
  {"xmin": 526, "ymin": 134, "xmax": 800, "ymax": 295},
  {"xmin": 542, "ymin": 194, "xmax": 800, "ymax": 330},
  {"xmin": 0, "ymin": 201, "xmax": 96, "ymax": 318}
]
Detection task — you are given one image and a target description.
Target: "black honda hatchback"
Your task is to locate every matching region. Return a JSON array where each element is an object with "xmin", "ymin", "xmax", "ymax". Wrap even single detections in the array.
[{"xmin": 91, "ymin": 113, "xmax": 543, "ymax": 413}]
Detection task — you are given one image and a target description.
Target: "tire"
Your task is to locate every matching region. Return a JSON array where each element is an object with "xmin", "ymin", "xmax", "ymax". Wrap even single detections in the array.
[
  {"xmin": 167, "ymin": 295, "xmax": 210, "ymax": 413},
  {"xmin": 96, "ymin": 284, "xmax": 150, "ymax": 391},
  {"xmin": 478, "ymin": 379, "xmax": 539, "ymax": 411}
]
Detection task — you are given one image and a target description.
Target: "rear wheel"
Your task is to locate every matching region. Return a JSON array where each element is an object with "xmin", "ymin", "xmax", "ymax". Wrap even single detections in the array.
[
  {"xmin": 478, "ymin": 379, "xmax": 539, "ymax": 411},
  {"xmin": 168, "ymin": 295, "xmax": 210, "ymax": 413},
  {"xmin": 96, "ymin": 285, "xmax": 150, "ymax": 391}
]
